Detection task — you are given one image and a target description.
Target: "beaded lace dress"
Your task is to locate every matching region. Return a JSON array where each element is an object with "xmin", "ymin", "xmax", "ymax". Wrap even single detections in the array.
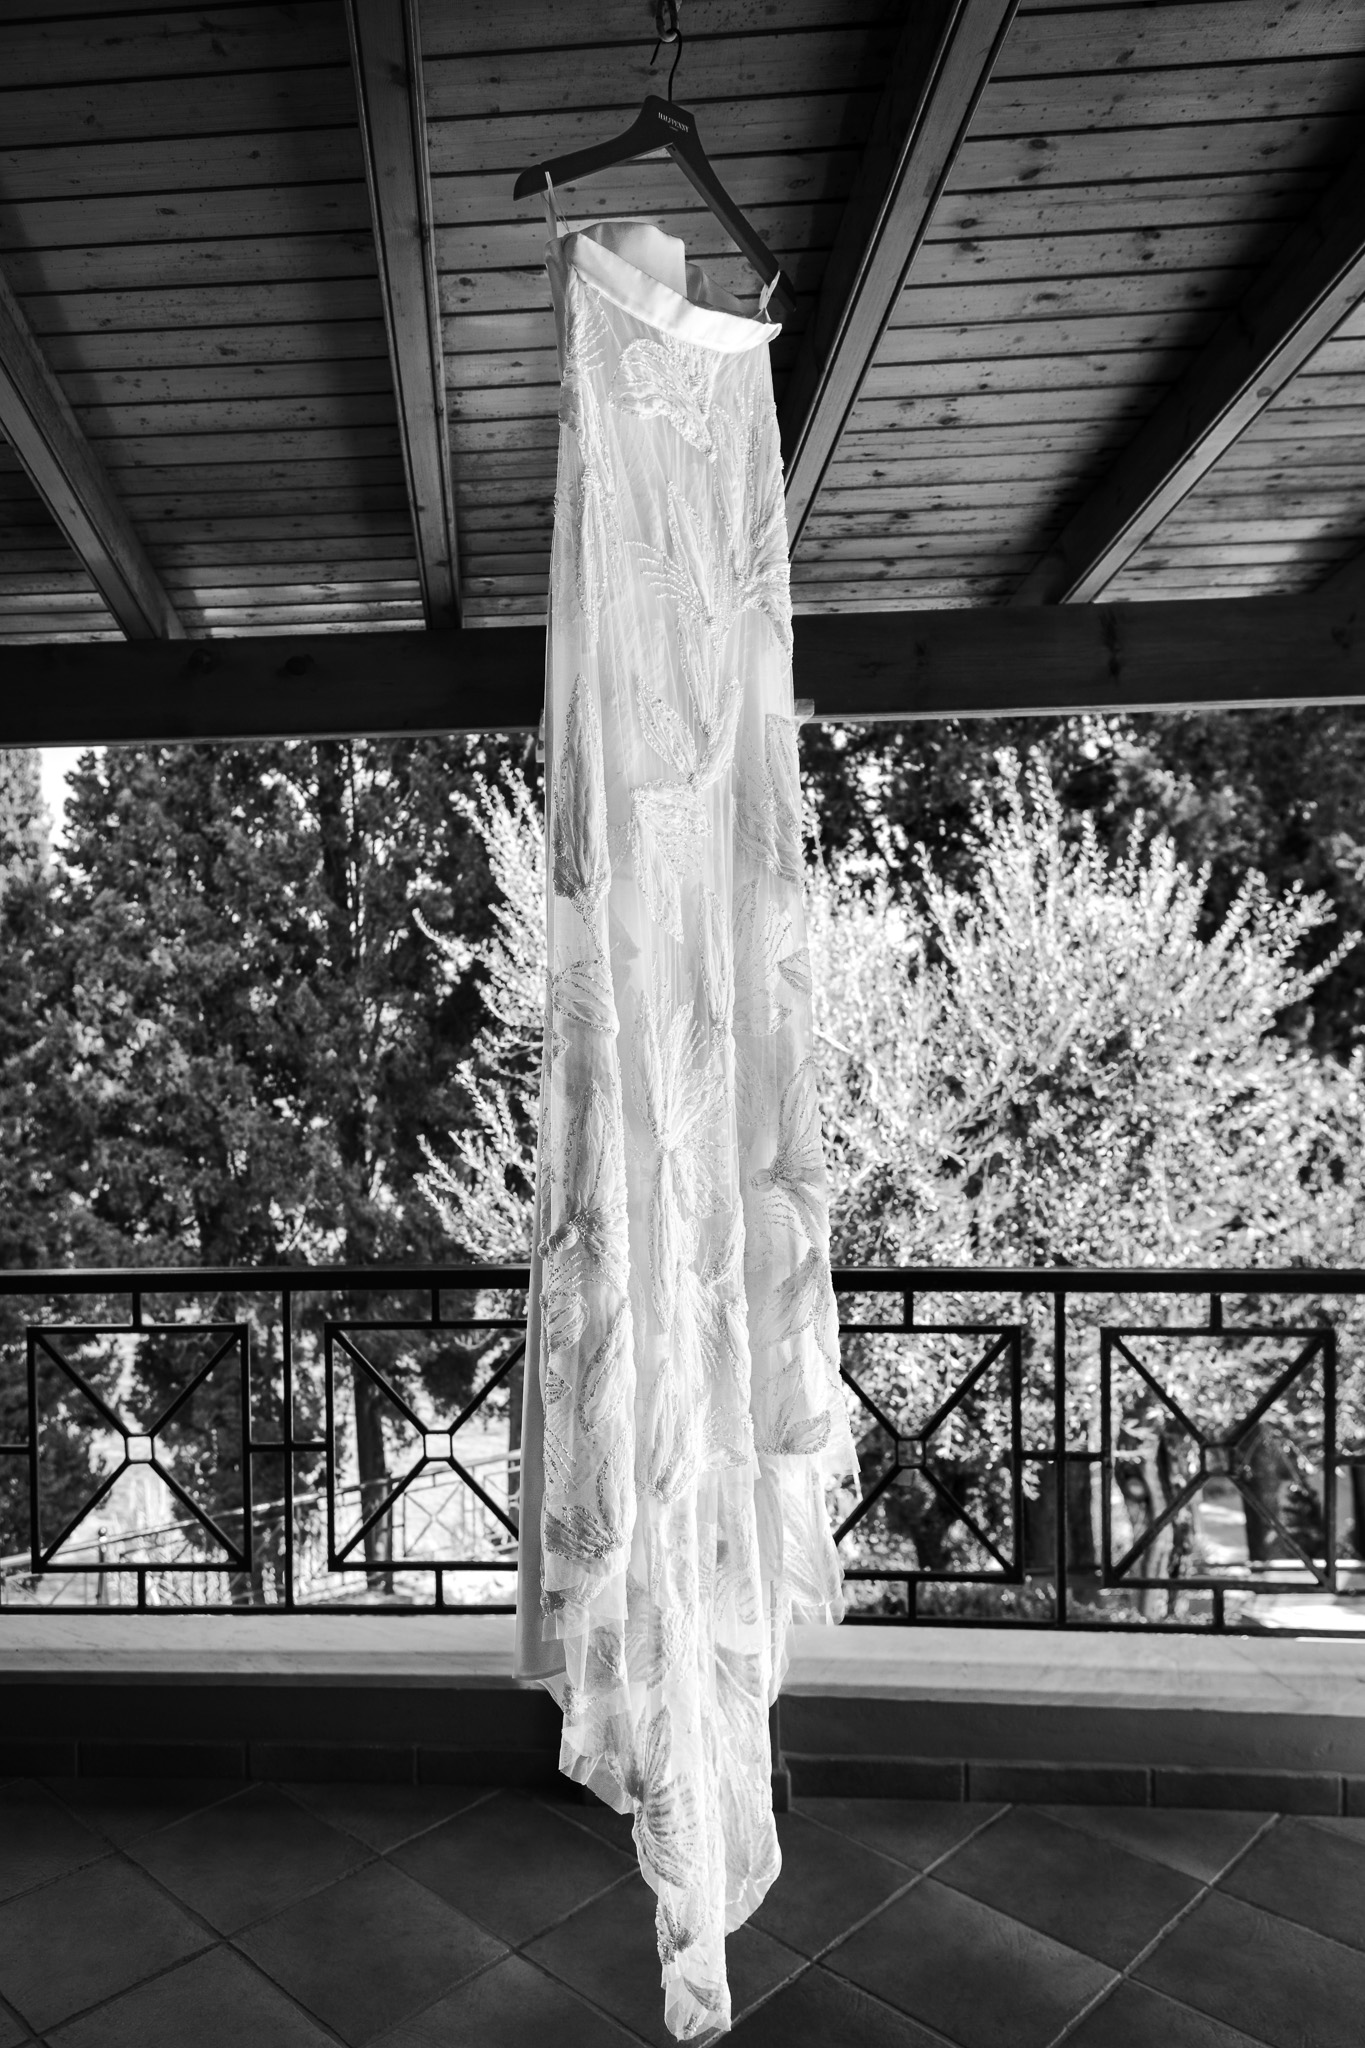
[{"xmin": 514, "ymin": 213, "xmax": 857, "ymax": 2042}]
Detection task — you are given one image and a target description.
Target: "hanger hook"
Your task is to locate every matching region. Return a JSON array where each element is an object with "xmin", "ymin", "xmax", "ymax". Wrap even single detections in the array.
[{"xmin": 650, "ymin": 1, "xmax": 683, "ymax": 99}]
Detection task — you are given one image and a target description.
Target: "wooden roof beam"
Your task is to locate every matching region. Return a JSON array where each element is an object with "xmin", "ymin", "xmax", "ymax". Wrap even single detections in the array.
[
  {"xmin": 346, "ymin": 0, "xmax": 459, "ymax": 628},
  {"xmin": 1314, "ymin": 546, "xmax": 1365, "ymax": 608},
  {"xmin": 0, "ymin": 264, "xmax": 182, "ymax": 640},
  {"xmin": 1015, "ymin": 146, "xmax": 1365, "ymax": 607},
  {"xmin": 3, "ymin": 598, "xmax": 1364, "ymax": 746},
  {"xmin": 779, "ymin": 0, "xmax": 1020, "ymax": 550}
]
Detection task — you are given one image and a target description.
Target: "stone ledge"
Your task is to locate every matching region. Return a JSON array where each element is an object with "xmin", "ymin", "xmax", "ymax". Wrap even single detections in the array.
[
  {"xmin": 1, "ymin": 1613, "xmax": 1362, "ymax": 1719},
  {"xmin": 2, "ymin": 1615, "xmax": 1363, "ymax": 1789}
]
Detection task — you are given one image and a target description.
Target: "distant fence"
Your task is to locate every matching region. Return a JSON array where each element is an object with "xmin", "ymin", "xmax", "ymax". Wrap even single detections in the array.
[{"xmin": 1, "ymin": 1263, "xmax": 1362, "ymax": 1634}]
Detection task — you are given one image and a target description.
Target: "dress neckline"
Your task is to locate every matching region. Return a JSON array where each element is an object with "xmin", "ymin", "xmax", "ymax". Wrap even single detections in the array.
[{"xmin": 557, "ymin": 218, "xmax": 780, "ymax": 356}]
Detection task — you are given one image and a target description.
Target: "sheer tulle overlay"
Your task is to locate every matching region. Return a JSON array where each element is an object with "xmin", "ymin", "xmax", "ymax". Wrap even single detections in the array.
[{"xmin": 514, "ymin": 219, "xmax": 857, "ymax": 2042}]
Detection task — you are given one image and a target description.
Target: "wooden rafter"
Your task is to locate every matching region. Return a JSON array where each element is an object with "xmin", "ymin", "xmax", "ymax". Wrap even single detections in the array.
[
  {"xmin": 0, "ymin": 263, "xmax": 182, "ymax": 641},
  {"xmin": 1314, "ymin": 547, "xmax": 1365, "ymax": 608},
  {"xmin": 4, "ymin": 598, "xmax": 1365, "ymax": 747},
  {"xmin": 1015, "ymin": 145, "xmax": 1365, "ymax": 607},
  {"xmin": 345, "ymin": 0, "xmax": 459, "ymax": 628},
  {"xmin": 778, "ymin": 0, "xmax": 1019, "ymax": 550}
]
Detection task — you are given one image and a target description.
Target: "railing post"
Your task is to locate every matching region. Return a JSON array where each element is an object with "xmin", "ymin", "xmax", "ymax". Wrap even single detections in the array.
[{"xmin": 1053, "ymin": 1289, "xmax": 1067, "ymax": 1627}]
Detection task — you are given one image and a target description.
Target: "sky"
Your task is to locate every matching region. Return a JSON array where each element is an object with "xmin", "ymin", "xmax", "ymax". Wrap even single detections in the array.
[{"xmin": 39, "ymin": 747, "xmax": 83, "ymax": 846}]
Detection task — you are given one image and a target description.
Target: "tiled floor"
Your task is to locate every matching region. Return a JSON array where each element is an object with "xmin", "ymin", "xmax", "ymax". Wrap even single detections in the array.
[{"xmin": 1, "ymin": 1775, "xmax": 1362, "ymax": 2047}]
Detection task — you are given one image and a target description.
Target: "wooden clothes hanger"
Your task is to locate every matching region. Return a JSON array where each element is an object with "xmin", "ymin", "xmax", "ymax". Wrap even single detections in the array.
[{"xmin": 511, "ymin": 5, "xmax": 797, "ymax": 325}]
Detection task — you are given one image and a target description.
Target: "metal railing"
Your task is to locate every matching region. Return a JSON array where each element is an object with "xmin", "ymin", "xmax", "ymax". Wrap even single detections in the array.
[{"xmin": 1, "ymin": 1263, "xmax": 1362, "ymax": 1633}]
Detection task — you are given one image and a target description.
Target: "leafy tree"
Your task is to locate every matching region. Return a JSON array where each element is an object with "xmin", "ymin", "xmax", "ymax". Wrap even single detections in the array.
[
  {"xmin": 16, "ymin": 737, "xmax": 531, "ymax": 1587},
  {"xmin": 0, "ymin": 748, "xmax": 90, "ymax": 1566},
  {"xmin": 423, "ymin": 753, "xmax": 1365, "ymax": 1619},
  {"xmin": 803, "ymin": 705, "xmax": 1365, "ymax": 1057}
]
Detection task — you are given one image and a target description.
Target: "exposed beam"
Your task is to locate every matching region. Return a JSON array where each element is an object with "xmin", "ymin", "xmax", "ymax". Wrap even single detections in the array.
[
  {"xmin": 779, "ymin": 0, "xmax": 1019, "ymax": 550},
  {"xmin": 2, "ymin": 600, "xmax": 1364, "ymax": 748},
  {"xmin": 345, "ymin": 0, "xmax": 459, "ymax": 628},
  {"xmin": 1314, "ymin": 546, "xmax": 1365, "ymax": 609},
  {"xmin": 1015, "ymin": 145, "xmax": 1365, "ymax": 606},
  {"xmin": 0, "ymin": 265, "xmax": 182, "ymax": 641}
]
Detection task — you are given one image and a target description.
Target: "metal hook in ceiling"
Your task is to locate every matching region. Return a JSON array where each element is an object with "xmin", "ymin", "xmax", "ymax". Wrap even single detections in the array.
[{"xmin": 650, "ymin": 0, "xmax": 684, "ymax": 100}]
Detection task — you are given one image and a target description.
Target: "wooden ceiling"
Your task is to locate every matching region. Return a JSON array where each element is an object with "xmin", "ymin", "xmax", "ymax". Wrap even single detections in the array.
[{"xmin": 3, "ymin": 0, "xmax": 1365, "ymax": 652}]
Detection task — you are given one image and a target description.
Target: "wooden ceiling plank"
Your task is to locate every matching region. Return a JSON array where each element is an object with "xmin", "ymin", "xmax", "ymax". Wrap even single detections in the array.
[
  {"xmin": 0, "ymin": 130, "xmax": 365, "ymax": 205},
  {"xmin": 779, "ymin": 0, "xmax": 1021, "ymax": 550},
  {"xmin": 973, "ymin": 58, "xmax": 1365, "ymax": 138},
  {"xmin": 4, "ymin": 599, "xmax": 1365, "ymax": 742},
  {"xmin": 423, "ymin": 26, "xmax": 898, "ymax": 122},
  {"xmin": 1005, "ymin": 0, "xmax": 1365, "ymax": 72},
  {"xmin": 0, "ymin": 69, "xmax": 356, "ymax": 150},
  {"xmin": 0, "ymin": 261, "xmax": 182, "ymax": 641},
  {"xmin": 418, "ymin": 0, "xmax": 904, "ymax": 58},
  {"xmin": 1014, "ymin": 144, "xmax": 1365, "ymax": 607},
  {"xmin": 0, "ymin": 5, "xmax": 347, "ymax": 87},
  {"xmin": 951, "ymin": 119, "xmax": 1357, "ymax": 191},
  {"xmin": 345, "ymin": 0, "xmax": 459, "ymax": 627},
  {"xmin": 427, "ymin": 93, "xmax": 879, "ymax": 176}
]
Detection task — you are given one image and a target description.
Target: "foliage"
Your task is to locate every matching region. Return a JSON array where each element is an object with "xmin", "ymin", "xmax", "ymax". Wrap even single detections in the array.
[
  {"xmin": 808, "ymin": 748, "xmax": 1364, "ymax": 1273},
  {"xmin": 416, "ymin": 772, "xmax": 545, "ymax": 1261},
  {"xmin": 802, "ymin": 705, "xmax": 1365, "ymax": 1057},
  {"xmin": 0, "ymin": 737, "xmax": 534, "ymax": 1574},
  {"xmin": 421, "ymin": 749, "xmax": 1365, "ymax": 1615}
]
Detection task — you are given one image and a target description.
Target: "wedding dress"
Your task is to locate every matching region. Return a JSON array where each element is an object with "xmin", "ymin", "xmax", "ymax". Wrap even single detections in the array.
[{"xmin": 514, "ymin": 209, "xmax": 857, "ymax": 2042}]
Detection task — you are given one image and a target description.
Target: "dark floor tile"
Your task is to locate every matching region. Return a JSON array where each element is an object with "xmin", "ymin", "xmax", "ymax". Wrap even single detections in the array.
[
  {"xmin": 282, "ymin": 1781, "xmax": 490, "ymax": 1854},
  {"xmin": 1220, "ymin": 1815, "xmax": 1365, "ymax": 1953},
  {"xmin": 1308, "ymin": 1814, "xmax": 1365, "ymax": 1844},
  {"xmin": 825, "ymin": 1875, "xmax": 1114, "ymax": 2048},
  {"xmin": 727, "ymin": 1964, "xmax": 947, "ymax": 2047},
  {"xmin": 525, "ymin": 1866, "xmax": 803, "ymax": 2048},
  {"xmin": 751, "ymin": 1811, "xmax": 908, "ymax": 1957},
  {"xmin": 390, "ymin": 1790, "xmax": 633, "ymax": 1945},
  {"xmin": 0, "ymin": 2007, "xmax": 29, "ymax": 2048},
  {"xmin": 1138, "ymin": 1889, "xmax": 1365, "ymax": 2048},
  {"xmin": 1041, "ymin": 1804, "xmax": 1268, "ymax": 1882},
  {"xmin": 127, "ymin": 1782, "xmax": 370, "ymax": 1933},
  {"xmin": 1065, "ymin": 1978, "xmax": 1271, "ymax": 2048},
  {"xmin": 796, "ymin": 1797, "xmax": 1000, "ymax": 1871},
  {"xmin": 555, "ymin": 1795, "xmax": 637, "ymax": 1856},
  {"xmin": 0, "ymin": 1855, "xmax": 208, "ymax": 2031},
  {"xmin": 236, "ymin": 1858, "xmax": 506, "ymax": 2046},
  {"xmin": 936, "ymin": 1804, "xmax": 1201, "ymax": 1969},
  {"xmin": 0, "ymin": 1782, "xmax": 108, "ymax": 1902},
  {"xmin": 44, "ymin": 1776, "xmax": 236, "ymax": 1848},
  {"xmin": 372, "ymin": 1953, "xmax": 637, "ymax": 2046},
  {"xmin": 48, "ymin": 1946, "xmax": 335, "ymax": 2048}
]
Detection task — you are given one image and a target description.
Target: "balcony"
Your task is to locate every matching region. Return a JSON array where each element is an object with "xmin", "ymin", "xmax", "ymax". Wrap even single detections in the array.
[
  {"xmin": 3, "ymin": 1262, "xmax": 1362, "ymax": 1633},
  {"xmin": 1, "ymin": 1263, "xmax": 1364, "ymax": 2045}
]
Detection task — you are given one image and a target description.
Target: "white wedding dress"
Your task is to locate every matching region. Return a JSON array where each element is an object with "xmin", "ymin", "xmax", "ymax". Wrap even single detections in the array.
[{"xmin": 514, "ymin": 212, "xmax": 857, "ymax": 2042}]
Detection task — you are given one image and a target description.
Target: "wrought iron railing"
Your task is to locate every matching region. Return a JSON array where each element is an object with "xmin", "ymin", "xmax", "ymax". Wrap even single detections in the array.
[
  {"xmin": 1, "ymin": 1263, "xmax": 1362, "ymax": 1633},
  {"xmin": 0, "ymin": 1265, "xmax": 527, "ymax": 1615}
]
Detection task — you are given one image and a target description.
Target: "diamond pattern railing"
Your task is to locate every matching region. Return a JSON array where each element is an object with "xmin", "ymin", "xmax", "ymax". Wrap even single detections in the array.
[{"xmin": 0, "ymin": 1263, "xmax": 1362, "ymax": 1632}]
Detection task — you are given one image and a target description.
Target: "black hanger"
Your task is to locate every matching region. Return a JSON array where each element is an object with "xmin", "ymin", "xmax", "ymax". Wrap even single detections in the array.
[{"xmin": 512, "ymin": 90, "xmax": 796, "ymax": 326}]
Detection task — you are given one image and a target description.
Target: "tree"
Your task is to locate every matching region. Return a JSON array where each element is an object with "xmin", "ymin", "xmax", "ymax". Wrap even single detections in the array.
[
  {"xmin": 806, "ymin": 752, "xmax": 1365, "ymax": 1613},
  {"xmin": 802, "ymin": 704, "xmax": 1365, "ymax": 1057},
  {"xmin": 0, "ymin": 749, "xmax": 91, "ymax": 1566},
  {"xmin": 423, "ymin": 752, "xmax": 1365, "ymax": 1618},
  {"xmin": 22, "ymin": 737, "xmax": 532, "ymax": 1589}
]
